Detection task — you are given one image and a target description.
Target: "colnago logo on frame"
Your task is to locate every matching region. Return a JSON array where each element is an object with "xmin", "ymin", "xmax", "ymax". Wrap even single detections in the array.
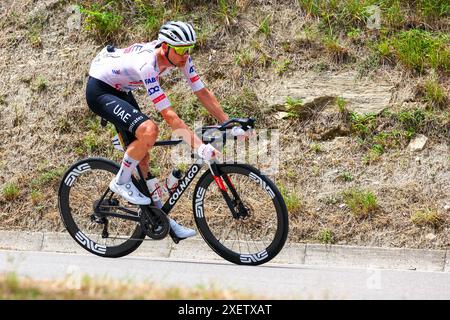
[
  {"xmin": 169, "ymin": 165, "xmax": 200, "ymax": 205},
  {"xmin": 64, "ymin": 163, "xmax": 91, "ymax": 187},
  {"xmin": 240, "ymin": 250, "xmax": 268, "ymax": 263},
  {"xmin": 75, "ymin": 231, "xmax": 106, "ymax": 255}
]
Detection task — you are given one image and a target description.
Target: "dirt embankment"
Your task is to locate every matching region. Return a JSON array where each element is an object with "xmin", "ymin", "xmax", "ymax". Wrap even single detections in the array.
[{"xmin": 0, "ymin": 0, "xmax": 449, "ymax": 249}]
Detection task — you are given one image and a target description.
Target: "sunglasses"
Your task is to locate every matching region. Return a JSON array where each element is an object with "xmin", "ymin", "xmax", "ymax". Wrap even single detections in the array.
[{"xmin": 167, "ymin": 44, "xmax": 194, "ymax": 55}]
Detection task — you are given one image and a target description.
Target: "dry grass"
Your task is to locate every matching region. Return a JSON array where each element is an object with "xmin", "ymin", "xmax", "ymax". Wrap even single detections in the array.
[{"xmin": 0, "ymin": 272, "xmax": 263, "ymax": 300}]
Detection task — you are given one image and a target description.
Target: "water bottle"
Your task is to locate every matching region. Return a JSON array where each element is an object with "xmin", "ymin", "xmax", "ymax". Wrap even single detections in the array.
[
  {"xmin": 146, "ymin": 174, "xmax": 163, "ymax": 208},
  {"xmin": 165, "ymin": 169, "xmax": 183, "ymax": 194}
]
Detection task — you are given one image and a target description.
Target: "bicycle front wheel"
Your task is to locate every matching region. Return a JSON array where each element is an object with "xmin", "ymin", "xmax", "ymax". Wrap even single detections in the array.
[
  {"xmin": 193, "ymin": 164, "xmax": 288, "ymax": 265},
  {"xmin": 58, "ymin": 158, "xmax": 145, "ymax": 258}
]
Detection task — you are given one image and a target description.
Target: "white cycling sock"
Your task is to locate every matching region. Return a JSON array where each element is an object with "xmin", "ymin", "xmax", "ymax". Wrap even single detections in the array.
[{"xmin": 117, "ymin": 153, "xmax": 139, "ymax": 184}]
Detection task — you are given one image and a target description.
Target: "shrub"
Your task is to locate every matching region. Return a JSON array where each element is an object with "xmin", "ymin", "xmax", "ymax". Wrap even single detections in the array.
[
  {"xmin": 411, "ymin": 209, "xmax": 442, "ymax": 228},
  {"xmin": 339, "ymin": 171, "xmax": 354, "ymax": 182},
  {"xmin": 2, "ymin": 183, "xmax": 20, "ymax": 201},
  {"xmin": 80, "ymin": 4, "xmax": 123, "ymax": 39},
  {"xmin": 280, "ymin": 186, "xmax": 302, "ymax": 213},
  {"xmin": 349, "ymin": 112, "xmax": 377, "ymax": 139},
  {"xmin": 420, "ymin": 78, "xmax": 449, "ymax": 109},
  {"xmin": 322, "ymin": 36, "xmax": 351, "ymax": 63},
  {"xmin": 343, "ymin": 188, "xmax": 378, "ymax": 218},
  {"xmin": 318, "ymin": 228, "xmax": 334, "ymax": 244},
  {"xmin": 395, "ymin": 108, "xmax": 426, "ymax": 136}
]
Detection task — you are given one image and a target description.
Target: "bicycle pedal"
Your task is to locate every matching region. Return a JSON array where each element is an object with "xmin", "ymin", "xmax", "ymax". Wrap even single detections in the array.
[{"xmin": 169, "ymin": 229, "xmax": 184, "ymax": 244}]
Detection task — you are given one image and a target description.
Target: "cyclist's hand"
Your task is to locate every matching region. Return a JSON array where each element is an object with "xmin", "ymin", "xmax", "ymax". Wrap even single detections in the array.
[
  {"xmin": 230, "ymin": 125, "xmax": 255, "ymax": 140},
  {"xmin": 197, "ymin": 143, "xmax": 220, "ymax": 161}
]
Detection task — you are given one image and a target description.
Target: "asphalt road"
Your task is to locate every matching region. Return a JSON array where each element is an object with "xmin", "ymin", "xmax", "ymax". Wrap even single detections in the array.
[{"xmin": 1, "ymin": 249, "xmax": 449, "ymax": 299}]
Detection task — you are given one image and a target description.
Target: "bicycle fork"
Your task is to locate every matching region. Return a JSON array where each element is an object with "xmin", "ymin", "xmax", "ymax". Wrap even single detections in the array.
[{"xmin": 207, "ymin": 161, "xmax": 247, "ymax": 220}]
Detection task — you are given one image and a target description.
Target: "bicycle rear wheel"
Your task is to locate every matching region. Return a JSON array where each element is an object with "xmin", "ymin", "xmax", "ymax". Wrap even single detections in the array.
[
  {"xmin": 58, "ymin": 158, "xmax": 145, "ymax": 258},
  {"xmin": 193, "ymin": 164, "xmax": 288, "ymax": 265}
]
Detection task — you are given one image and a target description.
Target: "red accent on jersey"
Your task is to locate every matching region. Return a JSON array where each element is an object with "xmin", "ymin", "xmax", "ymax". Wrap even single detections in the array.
[
  {"xmin": 129, "ymin": 81, "xmax": 142, "ymax": 85},
  {"xmin": 152, "ymin": 94, "xmax": 167, "ymax": 104},
  {"xmin": 190, "ymin": 75, "xmax": 200, "ymax": 83}
]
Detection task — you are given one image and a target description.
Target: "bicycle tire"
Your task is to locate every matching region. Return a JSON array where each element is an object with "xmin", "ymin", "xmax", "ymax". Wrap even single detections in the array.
[
  {"xmin": 192, "ymin": 163, "xmax": 288, "ymax": 265},
  {"xmin": 58, "ymin": 157, "xmax": 145, "ymax": 258}
]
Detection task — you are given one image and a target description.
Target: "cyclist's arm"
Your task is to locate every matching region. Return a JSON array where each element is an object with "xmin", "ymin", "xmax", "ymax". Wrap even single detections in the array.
[
  {"xmin": 160, "ymin": 107, "xmax": 204, "ymax": 150},
  {"xmin": 194, "ymin": 87, "xmax": 228, "ymax": 123},
  {"xmin": 182, "ymin": 56, "xmax": 228, "ymax": 123}
]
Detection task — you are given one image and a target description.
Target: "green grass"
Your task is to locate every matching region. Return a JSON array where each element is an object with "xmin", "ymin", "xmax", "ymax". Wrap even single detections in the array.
[
  {"xmin": 134, "ymin": 1, "xmax": 166, "ymax": 36},
  {"xmin": 215, "ymin": 0, "xmax": 238, "ymax": 25},
  {"xmin": 310, "ymin": 142, "xmax": 323, "ymax": 153},
  {"xmin": 222, "ymin": 87, "xmax": 259, "ymax": 119},
  {"xmin": 298, "ymin": 0, "xmax": 372, "ymax": 34},
  {"xmin": 274, "ymin": 58, "xmax": 291, "ymax": 75},
  {"xmin": 380, "ymin": 29, "xmax": 450, "ymax": 74},
  {"xmin": 283, "ymin": 96, "xmax": 306, "ymax": 118},
  {"xmin": 417, "ymin": 0, "xmax": 450, "ymax": 20},
  {"xmin": 363, "ymin": 143, "xmax": 384, "ymax": 164},
  {"xmin": 336, "ymin": 97, "xmax": 348, "ymax": 113},
  {"xmin": 318, "ymin": 228, "xmax": 334, "ymax": 244},
  {"xmin": 421, "ymin": 77, "xmax": 449, "ymax": 109},
  {"xmin": 2, "ymin": 183, "xmax": 20, "ymax": 201},
  {"xmin": 79, "ymin": 3, "xmax": 123, "ymax": 40},
  {"xmin": 339, "ymin": 171, "xmax": 354, "ymax": 182},
  {"xmin": 395, "ymin": 108, "xmax": 426, "ymax": 136},
  {"xmin": 299, "ymin": 0, "xmax": 449, "ymax": 32},
  {"xmin": 28, "ymin": 27, "xmax": 42, "ymax": 48},
  {"xmin": 349, "ymin": 111, "xmax": 377, "ymax": 139},
  {"xmin": 30, "ymin": 189, "xmax": 44, "ymax": 205},
  {"xmin": 33, "ymin": 75, "xmax": 47, "ymax": 92},
  {"xmin": 343, "ymin": 188, "xmax": 378, "ymax": 218},
  {"xmin": 411, "ymin": 209, "xmax": 442, "ymax": 228},
  {"xmin": 234, "ymin": 48, "xmax": 257, "ymax": 68},
  {"xmin": 258, "ymin": 14, "xmax": 271, "ymax": 37},
  {"xmin": 280, "ymin": 186, "xmax": 302, "ymax": 213},
  {"xmin": 322, "ymin": 35, "xmax": 350, "ymax": 63},
  {"xmin": 31, "ymin": 167, "xmax": 66, "ymax": 189}
]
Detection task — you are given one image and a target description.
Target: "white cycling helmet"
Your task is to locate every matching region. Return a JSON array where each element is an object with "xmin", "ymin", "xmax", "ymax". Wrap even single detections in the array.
[{"xmin": 158, "ymin": 21, "xmax": 196, "ymax": 46}]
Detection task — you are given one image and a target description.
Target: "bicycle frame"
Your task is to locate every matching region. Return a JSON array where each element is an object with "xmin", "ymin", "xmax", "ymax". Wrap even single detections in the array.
[{"xmin": 93, "ymin": 123, "xmax": 247, "ymax": 242}]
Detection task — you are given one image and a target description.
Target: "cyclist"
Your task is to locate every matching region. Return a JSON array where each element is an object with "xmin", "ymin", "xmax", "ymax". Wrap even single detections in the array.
[{"xmin": 86, "ymin": 21, "xmax": 248, "ymax": 238}]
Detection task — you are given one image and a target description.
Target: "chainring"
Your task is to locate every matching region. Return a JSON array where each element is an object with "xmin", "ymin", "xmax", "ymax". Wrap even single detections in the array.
[{"xmin": 140, "ymin": 206, "xmax": 170, "ymax": 240}]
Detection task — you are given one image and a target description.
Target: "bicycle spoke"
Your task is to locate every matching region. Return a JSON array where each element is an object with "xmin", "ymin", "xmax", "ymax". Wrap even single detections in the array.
[
  {"xmin": 197, "ymin": 164, "xmax": 287, "ymax": 263},
  {"xmin": 59, "ymin": 159, "xmax": 144, "ymax": 257}
]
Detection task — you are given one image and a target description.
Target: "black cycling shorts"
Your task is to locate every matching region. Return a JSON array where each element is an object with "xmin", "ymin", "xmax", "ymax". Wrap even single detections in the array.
[{"xmin": 85, "ymin": 76, "xmax": 150, "ymax": 143}]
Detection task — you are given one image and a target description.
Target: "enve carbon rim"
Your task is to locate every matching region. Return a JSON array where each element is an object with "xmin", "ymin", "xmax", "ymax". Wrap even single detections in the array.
[
  {"xmin": 192, "ymin": 163, "xmax": 289, "ymax": 266},
  {"xmin": 57, "ymin": 157, "xmax": 145, "ymax": 258}
]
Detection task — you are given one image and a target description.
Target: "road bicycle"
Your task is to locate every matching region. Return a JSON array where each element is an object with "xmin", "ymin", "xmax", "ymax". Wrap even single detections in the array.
[{"xmin": 58, "ymin": 117, "xmax": 288, "ymax": 265}]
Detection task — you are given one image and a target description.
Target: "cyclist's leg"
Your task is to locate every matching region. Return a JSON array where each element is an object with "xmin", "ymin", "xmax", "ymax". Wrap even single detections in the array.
[
  {"xmin": 93, "ymin": 95, "xmax": 157, "ymax": 177},
  {"xmin": 123, "ymin": 91, "xmax": 152, "ymax": 179},
  {"xmin": 86, "ymin": 77, "xmax": 156, "ymax": 204}
]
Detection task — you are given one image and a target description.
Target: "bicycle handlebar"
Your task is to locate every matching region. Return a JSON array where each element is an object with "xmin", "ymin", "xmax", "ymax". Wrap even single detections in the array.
[
  {"xmin": 200, "ymin": 117, "xmax": 256, "ymax": 133},
  {"xmin": 196, "ymin": 117, "xmax": 256, "ymax": 144},
  {"xmin": 218, "ymin": 117, "xmax": 256, "ymax": 131}
]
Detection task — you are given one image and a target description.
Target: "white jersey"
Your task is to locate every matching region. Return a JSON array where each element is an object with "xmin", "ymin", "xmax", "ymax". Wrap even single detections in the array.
[{"xmin": 88, "ymin": 41, "xmax": 205, "ymax": 112}]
